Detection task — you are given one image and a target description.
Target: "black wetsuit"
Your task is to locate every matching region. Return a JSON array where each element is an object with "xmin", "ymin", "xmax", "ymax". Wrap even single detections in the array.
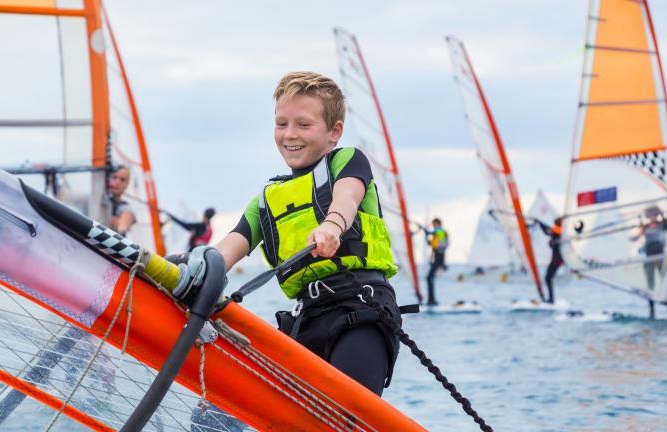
[{"xmin": 537, "ymin": 221, "xmax": 562, "ymax": 304}]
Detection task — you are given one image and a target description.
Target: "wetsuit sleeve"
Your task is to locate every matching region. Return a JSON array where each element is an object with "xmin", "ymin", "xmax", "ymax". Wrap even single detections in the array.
[
  {"xmin": 169, "ymin": 214, "xmax": 202, "ymax": 232},
  {"xmin": 116, "ymin": 201, "xmax": 135, "ymax": 218},
  {"xmin": 536, "ymin": 220, "xmax": 553, "ymax": 237},
  {"xmin": 231, "ymin": 195, "xmax": 263, "ymax": 252},
  {"xmin": 330, "ymin": 147, "xmax": 373, "ymax": 189}
]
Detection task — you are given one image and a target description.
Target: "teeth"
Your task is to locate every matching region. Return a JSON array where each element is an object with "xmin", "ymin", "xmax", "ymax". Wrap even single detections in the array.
[{"xmin": 286, "ymin": 145, "xmax": 304, "ymax": 151}]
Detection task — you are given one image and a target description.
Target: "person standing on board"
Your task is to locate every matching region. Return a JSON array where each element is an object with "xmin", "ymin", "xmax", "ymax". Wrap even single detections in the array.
[
  {"xmin": 105, "ymin": 165, "xmax": 136, "ymax": 236},
  {"xmin": 170, "ymin": 71, "xmax": 402, "ymax": 397},
  {"xmin": 424, "ymin": 218, "xmax": 449, "ymax": 306},
  {"xmin": 630, "ymin": 205, "xmax": 667, "ymax": 318},
  {"xmin": 167, "ymin": 208, "xmax": 216, "ymax": 252},
  {"xmin": 531, "ymin": 217, "xmax": 563, "ymax": 304}
]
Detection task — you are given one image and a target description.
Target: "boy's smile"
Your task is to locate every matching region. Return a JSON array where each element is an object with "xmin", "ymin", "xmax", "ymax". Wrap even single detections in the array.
[{"xmin": 274, "ymin": 94, "xmax": 342, "ymax": 169}]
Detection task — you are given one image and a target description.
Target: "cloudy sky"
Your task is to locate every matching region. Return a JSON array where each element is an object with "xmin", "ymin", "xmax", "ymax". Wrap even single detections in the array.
[{"xmin": 100, "ymin": 1, "xmax": 667, "ymax": 261}]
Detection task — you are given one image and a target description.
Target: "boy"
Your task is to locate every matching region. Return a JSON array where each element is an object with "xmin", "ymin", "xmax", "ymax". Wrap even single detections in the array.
[{"xmin": 183, "ymin": 71, "xmax": 402, "ymax": 396}]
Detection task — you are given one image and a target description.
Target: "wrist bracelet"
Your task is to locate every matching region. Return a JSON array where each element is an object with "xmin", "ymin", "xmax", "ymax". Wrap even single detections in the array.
[
  {"xmin": 326, "ymin": 210, "xmax": 348, "ymax": 232},
  {"xmin": 323, "ymin": 218, "xmax": 344, "ymax": 235}
]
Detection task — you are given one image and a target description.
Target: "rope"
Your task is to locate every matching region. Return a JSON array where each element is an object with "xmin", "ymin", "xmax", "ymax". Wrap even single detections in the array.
[
  {"xmin": 343, "ymin": 270, "xmax": 494, "ymax": 432},
  {"xmin": 44, "ymin": 260, "xmax": 143, "ymax": 431},
  {"xmin": 209, "ymin": 331, "xmax": 366, "ymax": 432},
  {"xmin": 196, "ymin": 342, "xmax": 209, "ymax": 413}
]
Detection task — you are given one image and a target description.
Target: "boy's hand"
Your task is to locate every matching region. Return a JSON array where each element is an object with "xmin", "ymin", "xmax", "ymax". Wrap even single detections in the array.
[{"xmin": 307, "ymin": 223, "xmax": 342, "ymax": 258}]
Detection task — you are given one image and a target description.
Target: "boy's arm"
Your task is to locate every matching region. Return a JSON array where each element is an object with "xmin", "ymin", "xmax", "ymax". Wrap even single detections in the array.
[
  {"xmin": 307, "ymin": 177, "xmax": 365, "ymax": 258},
  {"xmin": 213, "ymin": 232, "xmax": 250, "ymax": 270}
]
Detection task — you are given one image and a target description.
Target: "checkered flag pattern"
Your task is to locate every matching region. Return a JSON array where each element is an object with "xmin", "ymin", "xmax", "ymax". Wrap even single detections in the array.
[
  {"xmin": 615, "ymin": 151, "xmax": 667, "ymax": 184},
  {"xmin": 86, "ymin": 223, "xmax": 141, "ymax": 264}
]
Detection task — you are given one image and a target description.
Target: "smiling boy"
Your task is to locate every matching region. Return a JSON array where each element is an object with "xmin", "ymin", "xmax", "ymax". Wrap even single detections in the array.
[{"xmin": 209, "ymin": 71, "xmax": 402, "ymax": 395}]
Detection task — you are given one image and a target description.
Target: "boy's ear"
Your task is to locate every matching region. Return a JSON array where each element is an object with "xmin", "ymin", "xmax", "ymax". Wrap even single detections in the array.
[{"xmin": 329, "ymin": 120, "xmax": 344, "ymax": 143}]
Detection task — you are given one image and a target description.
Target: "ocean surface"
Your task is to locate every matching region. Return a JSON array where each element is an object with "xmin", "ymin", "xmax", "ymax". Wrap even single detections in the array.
[
  {"xmin": 4, "ymin": 264, "xmax": 665, "ymax": 431},
  {"xmin": 236, "ymin": 263, "xmax": 667, "ymax": 432}
]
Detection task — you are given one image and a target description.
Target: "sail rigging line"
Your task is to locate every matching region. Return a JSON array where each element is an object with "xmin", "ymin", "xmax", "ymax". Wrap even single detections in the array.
[{"xmin": 210, "ymin": 341, "xmax": 367, "ymax": 432}]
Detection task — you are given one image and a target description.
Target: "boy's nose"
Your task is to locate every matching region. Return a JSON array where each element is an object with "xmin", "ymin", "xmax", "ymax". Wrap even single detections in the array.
[{"xmin": 284, "ymin": 123, "xmax": 299, "ymax": 138}]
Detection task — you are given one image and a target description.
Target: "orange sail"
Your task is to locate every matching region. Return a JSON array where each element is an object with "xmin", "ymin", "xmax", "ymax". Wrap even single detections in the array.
[
  {"xmin": 446, "ymin": 36, "xmax": 544, "ymax": 300},
  {"xmin": 333, "ymin": 27, "xmax": 423, "ymax": 303},
  {"xmin": 562, "ymin": 0, "xmax": 667, "ymax": 303}
]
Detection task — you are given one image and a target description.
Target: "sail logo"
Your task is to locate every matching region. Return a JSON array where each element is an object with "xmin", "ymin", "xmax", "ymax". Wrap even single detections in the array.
[{"xmin": 577, "ymin": 186, "xmax": 617, "ymax": 207}]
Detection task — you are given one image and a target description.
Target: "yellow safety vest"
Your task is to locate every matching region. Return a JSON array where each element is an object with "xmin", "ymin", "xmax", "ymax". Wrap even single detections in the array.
[{"xmin": 258, "ymin": 155, "xmax": 397, "ymax": 298}]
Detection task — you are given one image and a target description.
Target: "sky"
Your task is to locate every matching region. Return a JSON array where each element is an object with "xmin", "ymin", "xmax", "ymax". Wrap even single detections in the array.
[{"xmin": 80, "ymin": 1, "xmax": 667, "ymax": 261}]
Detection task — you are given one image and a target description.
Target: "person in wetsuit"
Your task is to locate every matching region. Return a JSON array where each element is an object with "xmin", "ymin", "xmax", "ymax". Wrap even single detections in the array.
[
  {"xmin": 424, "ymin": 218, "xmax": 449, "ymax": 305},
  {"xmin": 167, "ymin": 208, "xmax": 216, "ymax": 251},
  {"xmin": 630, "ymin": 205, "xmax": 667, "ymax": 318},
  {"xmin": 532, "ymin": 217, "xmax": 563, "ymax": 304},
  {"xmin": 170, "ymin": 71, "xmax": 402, "ymax": 398},
  {"xmin": 105, "ymin": 165, "xmax": 136, "ymax": 236}
]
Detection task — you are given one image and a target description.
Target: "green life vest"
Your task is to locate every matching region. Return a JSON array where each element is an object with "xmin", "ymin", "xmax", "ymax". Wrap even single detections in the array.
[{"xmin": 258, "ymin": 155, "xmax": 398, "ymax": 298}]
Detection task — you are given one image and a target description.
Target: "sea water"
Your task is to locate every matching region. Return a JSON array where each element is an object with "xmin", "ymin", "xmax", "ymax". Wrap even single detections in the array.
[
  {"xmin": 12, "ymin": 264, "xmax": 666, "ymax": 431},
  {"xmin": 237, "ymin": 264, "xmax": 667, "ymax": 432}
]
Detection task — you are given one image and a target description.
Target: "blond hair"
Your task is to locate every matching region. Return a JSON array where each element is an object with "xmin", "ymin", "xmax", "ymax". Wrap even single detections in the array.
[{"xmin": 273, "ymin": 71, "xmax": 345, "ymax": 130}]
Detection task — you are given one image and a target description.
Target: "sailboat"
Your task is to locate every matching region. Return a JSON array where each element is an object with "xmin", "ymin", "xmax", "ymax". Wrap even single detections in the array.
[
  {"xmin": 446, "ymin": 36, "xmax": 545, "ymax": 301},
  {"xmin": 562, "ymin": 0, "xmax": 667, "ymax": 317},
  {"xmin": 333, "ymin": 27, "xmax": 423, "ymax": 303}
]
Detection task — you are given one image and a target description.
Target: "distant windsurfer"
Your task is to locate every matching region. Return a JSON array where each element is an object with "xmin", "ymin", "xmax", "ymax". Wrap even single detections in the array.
[
  {"xmin": 424, "ymin": 218, "xmax": 449, "ymax": 305},
  {"xmin": 166, "ymin": 207, "xmax": 216, "ymax": 251},
  {"xmin": 104, "ymin": 165, "xmax": 136, "ymax": 236},
  {"xmin": 169, "ymin": 72, "xmax": 403, "ymax": 400},
  {"xmin": 530, "ymin": 217, "xmax": 563, "ymax": 304},
  {"xmin": 630, "ymin": 205, "xmax": 667, "ymax": 318}
]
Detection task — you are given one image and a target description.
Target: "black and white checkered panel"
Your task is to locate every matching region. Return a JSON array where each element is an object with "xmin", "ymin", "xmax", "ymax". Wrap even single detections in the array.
[
  {"xmin": 615, "ymin": 150, "xmax": 667, "ymax": 184},
  {"xmin": 85, "ymin": 223, "xmax": 141, "ymax": 264}
]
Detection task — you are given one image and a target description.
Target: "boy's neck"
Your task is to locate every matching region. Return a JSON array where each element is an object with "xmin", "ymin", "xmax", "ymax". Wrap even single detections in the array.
[{"xmin": 291, "ymin": 154, "xmax": 326, "ymax": 178}]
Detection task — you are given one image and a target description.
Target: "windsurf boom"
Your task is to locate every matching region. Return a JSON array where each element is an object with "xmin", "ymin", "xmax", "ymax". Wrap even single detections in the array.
[
  {"xmin": 562, "ymin": 0, "xmax": 667, "ymax": 305},
  {"xmin": 446, "ymin": 36, "xmax": 544, "ymax": 300}
]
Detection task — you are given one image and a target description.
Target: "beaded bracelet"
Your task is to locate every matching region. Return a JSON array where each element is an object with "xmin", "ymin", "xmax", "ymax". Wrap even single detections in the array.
[
  {"xmin": 326, "ymin": 210, "xmax": 348, "ymax": 232},
  {"xmin": 323, "ymin": 219, "xmax": 344, "ymax": 235}
]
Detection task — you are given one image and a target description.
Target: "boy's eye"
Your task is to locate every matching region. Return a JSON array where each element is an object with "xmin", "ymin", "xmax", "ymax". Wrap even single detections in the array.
[{"xmin": 299, "ymin": 122, "xmax": 310, "ymax": 127}]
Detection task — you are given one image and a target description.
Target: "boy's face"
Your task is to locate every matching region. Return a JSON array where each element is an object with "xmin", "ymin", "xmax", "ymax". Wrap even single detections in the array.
[{"xmin": 274, "ymin": 94, "xmax": 342, "ymax": 169}]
